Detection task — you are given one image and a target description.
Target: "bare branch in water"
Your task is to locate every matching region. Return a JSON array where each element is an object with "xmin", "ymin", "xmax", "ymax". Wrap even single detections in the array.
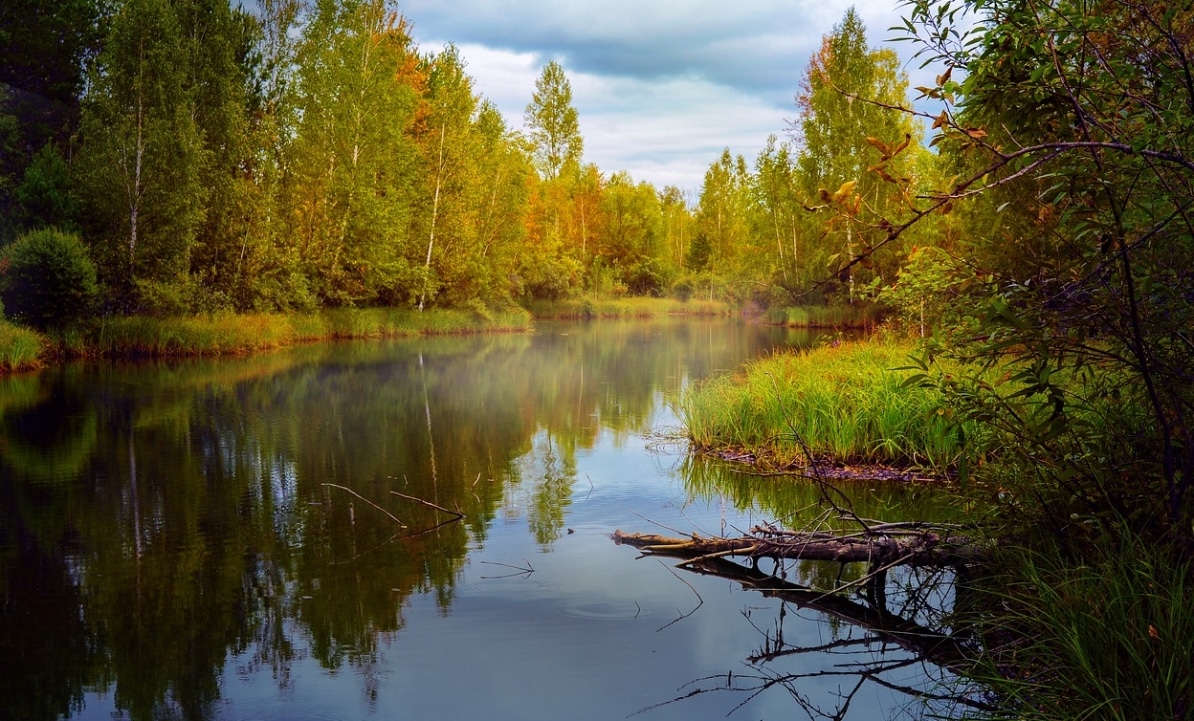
[{"xmin": 322, "ymin": 483, "xmax": 406, "ymax": 527}]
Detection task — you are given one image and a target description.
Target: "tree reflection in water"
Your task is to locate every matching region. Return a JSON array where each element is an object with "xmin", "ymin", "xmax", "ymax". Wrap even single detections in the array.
[
  {"xmin": 639, "ymin": 454, "xmax": 996, "ymax": 718},
  {"xmin": 627, "ymin": 551, "xmax": 995, "ymax": 719},
  {"xmin": 4, "ymin": 319, "xmax": 950, "ymax": 721}
]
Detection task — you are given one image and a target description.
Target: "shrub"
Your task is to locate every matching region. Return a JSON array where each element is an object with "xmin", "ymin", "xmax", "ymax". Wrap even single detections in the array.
[{"xmin": 0, "ymin": 228, "xmax": 98, "ymax": 331}]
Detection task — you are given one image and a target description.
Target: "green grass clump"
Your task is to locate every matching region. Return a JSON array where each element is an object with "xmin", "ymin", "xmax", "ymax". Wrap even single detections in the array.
[
  {"xmin": 968, "ymin": 537, "xmax": 1193, "ymax": 720},
  {"xmin": 678, "ymin": 339, "xmax": 972, "ymax": 470},
  {"xmin": 0, "ymin": 319, "xmax": 48, "ymax": 372}
]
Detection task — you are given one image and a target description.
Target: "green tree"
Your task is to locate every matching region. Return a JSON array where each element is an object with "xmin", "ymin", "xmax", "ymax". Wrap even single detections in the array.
[
  {"xmin": 598, "ymin": 171, "xmax": 667, "ymax": 295},
  {"xmin": 410, "ymin": 44, "xmax": 530, "ymax": 311},
  {"xmin": 461, "ymin": 101, "xmax": 534, "ymax": 307},
  {"xmin": 240, "ymin": 0, "xmax": 310, "ymax": 310},
  {"xmin": 15, "ymin": 143, "xmax": 81, "ymax": 231},
  {"xmin": 76, "ymin": 0, "xmax": 205, "ymax": 312},
  {"xmin": 752, "ymin": 135, "xmax": 816, "ymax": 298},
  {"xmin": 0, "ymin": 228, "xmax": 98, "ymax": 331},
  {"xmin": 690, "ymin": 149, "xmax": 752, "ymax": 283},
  {"xmin": 524, "ymin": 60, "xmax": 583, "ymax": 180},
  {"xmin": 286, "ymin": 0, "xmax": 422, "ymax": 306},
  {"xmin": 412, "ymin": 44, "xmax": 476, "ymax": 310},
  {"xmin": 794, "ymin": 7, "xmax": 923, "ymax": 302},
  {"xmin": 0, "ymin": 0, "xmax": 100, "ymax": 241},
  {"xmin": 897, "ymin": 0, "xmax": 1194, "ymax": 535},
  {"xmin": 177, "ymin": 0, "xmax": 264, "ymax": 311},
  {"xmin": 658, "ymin": 185, "xmax": 693, "ymax": 276}
]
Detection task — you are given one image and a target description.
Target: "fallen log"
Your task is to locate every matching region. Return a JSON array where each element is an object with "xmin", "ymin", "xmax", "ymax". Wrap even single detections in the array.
[
  {"xmin": 612, "ymin": 524, "xmax": 992, "ymax": 683},
  {"xmin": 612, "ymin": 524, "xmax": 986, "ymax": 568}
]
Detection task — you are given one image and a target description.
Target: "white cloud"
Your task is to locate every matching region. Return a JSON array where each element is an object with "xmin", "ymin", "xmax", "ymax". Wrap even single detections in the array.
[{"xmin": 406, "ymin": 0, "xmax": 941, "ymax": 191}]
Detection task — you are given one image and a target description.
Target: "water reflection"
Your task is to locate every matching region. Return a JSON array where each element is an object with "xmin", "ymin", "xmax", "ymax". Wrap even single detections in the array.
[{"xmin": 0, "ymin": 319, "xmax": 966, "ymax": 721}]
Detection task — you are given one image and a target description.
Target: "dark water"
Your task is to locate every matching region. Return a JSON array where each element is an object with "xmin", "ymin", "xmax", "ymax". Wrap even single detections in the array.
[{"xmin": 0, "ymin": 318, "xmax": 969, "ymax": 721}]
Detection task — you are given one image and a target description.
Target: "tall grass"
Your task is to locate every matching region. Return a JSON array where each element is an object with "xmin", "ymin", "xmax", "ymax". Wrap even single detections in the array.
[
  {"xmin": 94, "ymin": 313, "xmax": 296, "ymax": 356},
  {"xmin": 0, "ymin": 319, "xmax": 47, "ymax": 373},
  {"xmin": 527, "ymin": 296, "xmax": 731, "ymax": 319},
  {"xmin": 678, "ymin": 339, "xmax": 973, "ymax": 470},
  {"xmin": 964, "ymin": 537, "xmax": 1193, "ymax": 720}
]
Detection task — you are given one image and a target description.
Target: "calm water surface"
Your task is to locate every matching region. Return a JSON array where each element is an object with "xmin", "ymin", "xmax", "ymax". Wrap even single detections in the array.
[{"xmin": 0, "ymin": 318, "xmax": 966, "ymax": 721}]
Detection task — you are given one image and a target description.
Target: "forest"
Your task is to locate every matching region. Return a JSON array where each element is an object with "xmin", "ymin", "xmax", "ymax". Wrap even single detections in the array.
[
  {"xmin": 2, "ymin": 0, "xmax": 1193, "ymax": 717},
  {"xmin": 0, "ymin": 0, "xmax": 931, "ymax": 322}
]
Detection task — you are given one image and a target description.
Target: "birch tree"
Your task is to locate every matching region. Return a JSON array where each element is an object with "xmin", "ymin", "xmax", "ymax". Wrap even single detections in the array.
[
  {"xmin": 793, "ymin": 7, "xmax": 922, "ymax": 302},
  {"xmin": 287, "ymin": 0, "xmax": 422, "ymax": 306},
  {"xmin": 524, "ymin": 60, "xmax": 583, "ymax": 180},
  {"xmin": 77, "ymin": 0, "xmax": 204, "ymax": 311}
]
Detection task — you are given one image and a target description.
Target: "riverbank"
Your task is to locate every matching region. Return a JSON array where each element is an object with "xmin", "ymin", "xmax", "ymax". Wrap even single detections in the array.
[
  {"xmin": 0, "ymin": 296, "xmax": 739, "ymax": 374},
  {"xmin": 679, "ymin": 336, "xmax": 1194, "ymax": 720},
  {"xmin": 525, "ymin": 295, "xmax": 732, "ymax": 320},
  {"xmin": 764, "ymin": 303, "xmax": 881, "ymax": 329},
  {"xmin": 0, "ymin": 307, "xmax": 533, "ymax": 373}
]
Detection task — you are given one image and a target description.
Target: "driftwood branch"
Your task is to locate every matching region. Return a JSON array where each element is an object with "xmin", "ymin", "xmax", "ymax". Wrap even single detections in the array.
[{"xmin": 612, "ymin": 524, "xmax": 986, "ymax": 568}]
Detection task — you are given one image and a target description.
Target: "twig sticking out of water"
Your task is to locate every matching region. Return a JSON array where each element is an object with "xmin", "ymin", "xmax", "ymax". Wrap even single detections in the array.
[
  {"xmin": 391, "ymin": 490, "xmax": 464, "ymax": 519},
  {"xmin": 479, "ymin": 560, "xmax": 534, "ymax": 579},
  {"xmin": 322, "ymin": 483, "xmax": 407, "ymax": 528},
  {"xmin": 656, "ymin": 560, "xmax": 704, "ymax": 632}
]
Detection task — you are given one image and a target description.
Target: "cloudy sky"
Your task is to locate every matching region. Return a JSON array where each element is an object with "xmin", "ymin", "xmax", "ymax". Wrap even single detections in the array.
[{"xmin": 398, "ymin": 0, "xmax": 933, "ymax": 194}]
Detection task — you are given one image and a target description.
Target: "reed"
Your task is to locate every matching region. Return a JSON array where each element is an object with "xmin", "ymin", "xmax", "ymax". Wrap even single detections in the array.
[
  {"xmin": 964, "ymin": 536, "xmax": 1193, "ymax": 720},
  {"xmin": 678, "ymin": 339, "xmax": 972, "ymax": 470},
  {"xmin": 764, "ymin": 304, "xmax": 880, "ymax": 328},
  {"xmin": 93, "ymin": 313, "xmax": 296, "ymax": 356},
  {"xmin": 0, "ymin": 319, "xmax": 46, "ymax": 373}
]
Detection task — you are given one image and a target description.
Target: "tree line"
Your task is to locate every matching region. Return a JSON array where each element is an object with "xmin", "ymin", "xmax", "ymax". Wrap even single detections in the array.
[{"xmin": 0, "ymin": 0, "xmax": 942, "ymax": 320}]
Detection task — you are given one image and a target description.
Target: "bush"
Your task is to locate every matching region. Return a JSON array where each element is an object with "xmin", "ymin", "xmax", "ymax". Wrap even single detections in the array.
[{"xmin": 0, "ymin": 228, "xmax": 98, "ymax": 331}]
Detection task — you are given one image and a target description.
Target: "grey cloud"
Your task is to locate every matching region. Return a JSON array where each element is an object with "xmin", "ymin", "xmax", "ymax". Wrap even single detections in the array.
[{"xmin": 401, "ymin": 0, "xmax": 857, "ymax": 96}]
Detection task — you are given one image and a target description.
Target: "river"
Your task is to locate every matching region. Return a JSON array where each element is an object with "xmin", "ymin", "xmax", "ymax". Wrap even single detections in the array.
[{"xmin": 0, "ymin": 317, "xmax": 970, "ymax": 721}]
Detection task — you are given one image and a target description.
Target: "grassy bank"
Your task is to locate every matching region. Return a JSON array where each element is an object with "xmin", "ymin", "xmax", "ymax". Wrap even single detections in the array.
[
  {"xmin": 680, "ymin": 337, "xmax": 1193, "ymax": 719},
  {"xmin": 93, "ymin": 306, "xmax": 532, "ymax": 357},
  {"xmin": 526, "ymin": 295, "xmax": 732, "ymax": 319},
  {"xmin": 765, "ymin": 303, "xmax": 881, "ymax": 328},
  {"xmin": 0, "ymin": 307, "xmax": 533, "ymax": 370},
  {"xmin": 678, "ymin": 338, "xmax": 975, "ymax": 471}
]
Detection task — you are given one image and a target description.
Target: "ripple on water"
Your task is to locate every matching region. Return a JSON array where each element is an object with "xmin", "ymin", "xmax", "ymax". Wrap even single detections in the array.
[{"xmin": 561, "ymin": 600, "xmax": 643, "ymax": 621}]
